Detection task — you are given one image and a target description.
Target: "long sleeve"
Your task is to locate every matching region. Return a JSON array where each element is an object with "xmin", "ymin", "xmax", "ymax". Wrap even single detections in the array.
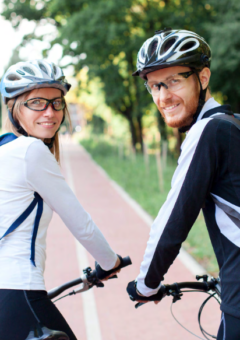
[
  {"xmin": 25, "ymin": 140, "xmax": 117, "ymax": 270},
  {"xmin": 137, "ymin": 118, "xmax": 218, "ymax": 296}
]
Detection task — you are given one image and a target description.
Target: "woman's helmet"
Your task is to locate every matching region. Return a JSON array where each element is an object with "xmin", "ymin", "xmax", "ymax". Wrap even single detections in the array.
[
  {"xmin": 133, "ymin": 28, "xmax": 211, "ymax": 80},
  {"xmin": 0, "ymin": 59, "xmax": 71, "ymax": 145},
  {"xmin": 0, "ymin": 59, "xmax": 71, "ymax": 104}
]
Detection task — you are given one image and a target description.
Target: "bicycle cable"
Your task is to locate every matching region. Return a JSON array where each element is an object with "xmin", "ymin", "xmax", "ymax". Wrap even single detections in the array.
[
  {"xmin": 53, "ymin": 293, "xmax": 70, "ymax": 303},
  {"xmin": 170, "ymin": 290, "xmax": 220, "ymax": 340},
  {"xmin": 198, "ymin": 292, "xmax": 220, "ymax": 340}
]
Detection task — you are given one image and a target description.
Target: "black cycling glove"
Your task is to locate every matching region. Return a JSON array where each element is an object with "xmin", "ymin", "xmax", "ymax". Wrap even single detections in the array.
[
  {"xmin": 95, "ymin": 255, "xmax": 123, "ymax": 280},
  {"xmin": 127, "ymin": 280, "xmax": 165, "ymax": 302}
]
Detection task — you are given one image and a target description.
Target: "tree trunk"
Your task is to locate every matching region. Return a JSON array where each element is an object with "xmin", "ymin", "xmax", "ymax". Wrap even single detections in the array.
[
  {"xmin": 173, "ymin": 128, "xmax": 182, "ymax": 156},
  {"xmin": 156, "ymin": 110, "xmax": 168, "ymax": 151},
  {"xmin": 137, "ymin": 115, "xmax": 143, "ymax": 153},
  {"xmin": 128, "ymin": 117, "xmax": 137, "ymax": 151},
  {"xmin": 157, "ymin": 111, "xmax": 167, "ymax": 140}
]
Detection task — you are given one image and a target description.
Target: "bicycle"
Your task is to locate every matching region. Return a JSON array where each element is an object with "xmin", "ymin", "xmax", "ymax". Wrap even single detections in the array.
[
  {"xmin": 133, "ymin": 275, "xmax": 221, "ymax": 340},
  {"xmin": 25, "ymin": 256, "xmax": 132, "ymax": 340}
]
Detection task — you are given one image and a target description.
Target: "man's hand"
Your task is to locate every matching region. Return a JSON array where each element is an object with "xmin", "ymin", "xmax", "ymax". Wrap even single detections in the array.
[{"xmin": 126, "ymin": 280, "xmax": 164, "ymax": 304}]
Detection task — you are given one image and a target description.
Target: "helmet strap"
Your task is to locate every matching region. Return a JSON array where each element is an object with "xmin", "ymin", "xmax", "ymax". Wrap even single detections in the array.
[
  {"xmin": 178, "ymin": 70, "xmax": 207, "ymax": 133},
  {"xmin": 8, "ymin": 96, "xmax": 28, "ymax": 136},
  {"xmin": 44, "ymin": 136, "xmax": 55, "ymax": 149}
]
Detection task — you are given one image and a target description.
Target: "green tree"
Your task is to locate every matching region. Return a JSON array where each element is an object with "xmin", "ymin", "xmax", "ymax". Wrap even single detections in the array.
[
  {"xmin": 206, "ymin": 0, "xmax": 240, "ymax": 112},
  {"xmin": 2, "ymin": 0, "xmax": 213, "ymax": 152}
]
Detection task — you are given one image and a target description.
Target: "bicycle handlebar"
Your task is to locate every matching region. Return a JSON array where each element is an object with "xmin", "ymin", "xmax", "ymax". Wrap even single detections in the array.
[
  {"xmin": 163, "ymin": 280, "xmax": 217, "ymax": 294},
  {"xmin": 48, "ymin": 256, "xmax": 132, "ymax": 300},
  {"xmin": 95, "ymin": 255, "xmax": 132, "ymax": 280},
  {"xmin": 135, "ymin": 276, "xmax": 220, "ymax": 308}
]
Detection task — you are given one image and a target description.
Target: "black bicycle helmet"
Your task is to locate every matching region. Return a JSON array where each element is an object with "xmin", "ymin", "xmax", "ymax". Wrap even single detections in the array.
[
  {"xmin": 133, "ymin": 28, "xmax": 212, "ymax": 132},
  {"xmin": 133, "ymin": 28, "xmax": 211, "ymax": 80}
]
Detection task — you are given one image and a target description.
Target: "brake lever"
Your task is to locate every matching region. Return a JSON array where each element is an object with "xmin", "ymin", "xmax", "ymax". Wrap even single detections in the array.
[
  {"xmin": 135, "ymin": 302, "xmax": 145, "ymax": 309},
  {"xmin": 71, "ymin": 274, "xmax": 94, "ymax": 294}
]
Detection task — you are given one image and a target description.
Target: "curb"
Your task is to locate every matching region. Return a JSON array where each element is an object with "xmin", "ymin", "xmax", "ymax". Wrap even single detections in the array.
[{"xmin": 78, "ymin": 142, "xmax": 207, "ymax": 276}]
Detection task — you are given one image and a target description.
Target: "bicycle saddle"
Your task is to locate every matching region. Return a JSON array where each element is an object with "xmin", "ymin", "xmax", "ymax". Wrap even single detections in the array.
[{"xmin": 25, "ymin": 323, "xmax": 69, "ymax": 340}]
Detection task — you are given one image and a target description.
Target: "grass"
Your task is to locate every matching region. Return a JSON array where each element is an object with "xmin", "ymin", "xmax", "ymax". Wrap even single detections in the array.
[{"xmin": 80, "ymin": 136, "xmax": 219, "ymax": 275}]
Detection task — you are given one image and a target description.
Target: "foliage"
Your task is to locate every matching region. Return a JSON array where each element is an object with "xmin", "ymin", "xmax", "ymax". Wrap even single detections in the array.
[
  {"xmin": 2, "ymin": 0, "xmax": 214, "ymax": 150},
  {"xmin": 90, "ymin": 115, "xmax": 106, "ymax": 134},
  {"xmin": 206, "ymin": 0, "xmax": 240, "ymax": 111},
  {"xmin": 80, "ymin": 135, "xmax": 177, "ymax": 216},
  {"xmin": 80, "ymin": 135, "xmax": 218, "ymax": 274}
]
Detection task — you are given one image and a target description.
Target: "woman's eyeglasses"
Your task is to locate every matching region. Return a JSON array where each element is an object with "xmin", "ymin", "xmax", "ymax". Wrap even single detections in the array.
[{"xmin": 22, "ymin": 97, "xmax": 66, "ymax": 111}]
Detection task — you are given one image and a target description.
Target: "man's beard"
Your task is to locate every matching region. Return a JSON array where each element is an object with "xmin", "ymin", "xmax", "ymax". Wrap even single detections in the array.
[{"xmin": 159, "ymin": 86, "xmax": 200, "ymax": 128}]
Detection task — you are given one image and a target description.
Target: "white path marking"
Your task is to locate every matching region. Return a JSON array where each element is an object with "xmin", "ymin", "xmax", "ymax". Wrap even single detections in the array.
[
  {"xmin": 62, "ymin": 143, "xmax": 102, "ymax": 340},
  {"xmin": 78, "ymin": 143, "xmax": 207, "ymax": 276}
]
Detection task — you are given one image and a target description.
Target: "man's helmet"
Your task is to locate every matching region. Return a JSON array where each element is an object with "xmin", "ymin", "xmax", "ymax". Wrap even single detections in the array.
[
  {"xmin": 133, "ymin": 28, "xmax": 211, "ymax": 132},
  {"xmin": 0, "ymin": 59, "xmax": 71, "ymax": 104},
  {"xmin": 133, "ymin": 28, "xmax": 211, "ymax": 80}
]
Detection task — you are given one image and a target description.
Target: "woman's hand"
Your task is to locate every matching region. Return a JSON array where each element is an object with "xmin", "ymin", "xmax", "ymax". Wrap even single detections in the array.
[{"xmin": 101, "ymin": 256, "xmax": 121, "ymax": 281}]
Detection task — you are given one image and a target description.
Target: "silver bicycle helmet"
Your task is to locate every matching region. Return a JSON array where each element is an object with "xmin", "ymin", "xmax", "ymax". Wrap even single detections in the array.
[
  {"xmin": 133, "ymin": 28, "xmax": 211, "ymax": 79},
  {"xmin": 0, "ymin": 59, "xmax": 71, "ymax": 145},
  {"xmin": 0, "ymin": 59, "xmax": 71, "ymax": 104}
]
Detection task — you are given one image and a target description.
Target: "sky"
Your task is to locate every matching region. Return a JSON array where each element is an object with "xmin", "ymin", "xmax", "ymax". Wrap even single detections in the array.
[
  {"xmin": 0, "ymin": 7, "xmax": 32, "ymax": 76},
  {"xmin": 0, "ymin": 0, "xmax": 74, "ymax": 77}
]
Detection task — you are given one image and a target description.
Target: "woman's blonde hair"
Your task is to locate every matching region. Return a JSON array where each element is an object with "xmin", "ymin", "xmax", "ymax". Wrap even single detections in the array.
[{"xmin": 5, "ymin": 90, "xmax": 71, "ymax": 163}]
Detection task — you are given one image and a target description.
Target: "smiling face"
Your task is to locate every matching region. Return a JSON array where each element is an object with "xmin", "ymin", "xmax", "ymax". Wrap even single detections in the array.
[
  {"xmin": 146, "ymin": 66, "xmax": 211, "ymax": 128},
  {"xmin": 18, "ymin": 87, "xmax": 64, "ymax": 140}
]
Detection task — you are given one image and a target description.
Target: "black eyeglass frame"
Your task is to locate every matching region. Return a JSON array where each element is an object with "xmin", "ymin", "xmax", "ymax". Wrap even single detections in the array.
[
  {"xmin": 144, "ymin": 70, "xmax": 195, "ymax": 93},
  {"xmin": 22, "ymin": 97, "xmax": 66, "ymax": 112}
]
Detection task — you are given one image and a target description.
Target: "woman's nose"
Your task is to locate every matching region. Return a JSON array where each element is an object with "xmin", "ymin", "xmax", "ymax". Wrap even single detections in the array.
[{"xmin": 43, "ymin": 104, "xmax": 55, "ymax": 117}]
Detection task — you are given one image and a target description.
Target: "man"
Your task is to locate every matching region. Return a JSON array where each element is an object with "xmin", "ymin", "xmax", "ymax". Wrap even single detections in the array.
[{"xmin": 127, "ymin": 28, "xmax": 240, "ymax": 339}]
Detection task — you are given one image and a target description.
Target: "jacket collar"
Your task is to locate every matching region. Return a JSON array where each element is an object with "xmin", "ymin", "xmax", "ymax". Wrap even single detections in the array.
[{"xmin": 196, "ymin": 97, "xmax": 221, "ymax": 122}]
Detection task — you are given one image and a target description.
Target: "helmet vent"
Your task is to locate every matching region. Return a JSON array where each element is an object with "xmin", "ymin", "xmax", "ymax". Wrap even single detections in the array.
[
  {"xmin": 180, "ymin": 41, "xmax": 197, "ymax": 51},
  {"xmin": 53, "ymin": 64, "xmax": 57, "ymax": 75},
  {"xmin": 7, "ymin": 74, "xmax": 21, "ymax": 81},
  {"xmin": 160, "ymin": 38, "xmax": 177, "ymax": 55},
  {"xmin": 22, "ymin": 66, "xmax": 35, "ymax": 76},
  {"xmin": 5, "ymin": 87, "xmax": 21, "ymax": 94},
  {"xmin": 148, "ymin": 38, "xmax": 158, "ymax": 58},
  {"xmin": 163, "ymin": 31, "xmax": 172, "ymax": 38},
  {"xmin": 140, "ymin": 48, "xmax": 146, "ymax": 61},
  {"xmin": 38, "ymin": 62, "xmax": 48, "ymax": 75}
]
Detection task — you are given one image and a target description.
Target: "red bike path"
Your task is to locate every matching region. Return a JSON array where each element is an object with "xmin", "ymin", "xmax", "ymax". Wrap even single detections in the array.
[{"xmin": 44, "ymin": 138, "xmax": 220, "ymax": 340}]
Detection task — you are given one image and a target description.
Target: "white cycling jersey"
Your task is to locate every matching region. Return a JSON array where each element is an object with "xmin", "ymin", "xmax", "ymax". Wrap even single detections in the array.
[{"xmin": 0, "ymin": 136, "xmax": 117, "ymax": 290}]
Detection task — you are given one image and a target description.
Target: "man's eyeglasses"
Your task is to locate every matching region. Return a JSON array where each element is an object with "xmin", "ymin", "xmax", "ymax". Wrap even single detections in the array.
[
  {"xmin": 144, "ymin": 71, "xmax": 195, "ymax": 95},
  {"xmin": 22, "ymin": 97, "xmax": 66, "ymax": 111}
]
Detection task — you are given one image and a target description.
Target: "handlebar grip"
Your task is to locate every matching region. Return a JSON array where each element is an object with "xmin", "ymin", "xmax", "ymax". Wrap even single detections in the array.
[
  {"xmin": 95, "ymin": 255, "xmax": 132, "ymax": 280},
  {"xmin": 119, "ymin": 256, "xmax": 132, "ymax": 268}
]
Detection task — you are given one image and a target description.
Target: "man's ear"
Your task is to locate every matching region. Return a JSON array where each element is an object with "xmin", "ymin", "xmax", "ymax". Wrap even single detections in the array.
[{"xmin": 199, "ymin": 67, "xmax": 211, "ymax": 90}]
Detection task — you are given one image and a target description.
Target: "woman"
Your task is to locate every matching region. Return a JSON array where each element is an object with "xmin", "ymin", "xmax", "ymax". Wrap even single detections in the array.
[{"xmin": 0, "ymin": 60, "xmax": 121, "ymax": 340}]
